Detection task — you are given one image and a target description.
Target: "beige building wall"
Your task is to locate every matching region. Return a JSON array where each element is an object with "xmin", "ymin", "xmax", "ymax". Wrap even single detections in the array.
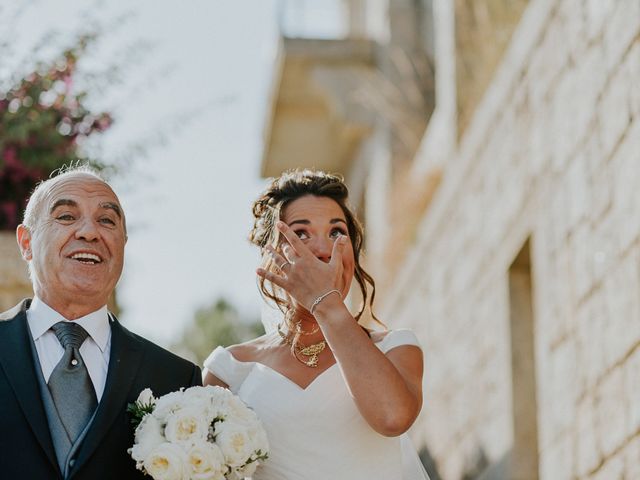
[
  {"xmin": 0, "ymin": 232, "xmax": 32, "ymax": 311},
  {"xmin": 383, "ymin": 0, "xmax": 640, "ymax": 478}
]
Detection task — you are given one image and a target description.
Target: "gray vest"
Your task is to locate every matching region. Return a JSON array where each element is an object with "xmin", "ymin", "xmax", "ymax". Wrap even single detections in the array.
[{"xmin": 28, "ymin": 331, "xmax": 98, "ymax": 479}]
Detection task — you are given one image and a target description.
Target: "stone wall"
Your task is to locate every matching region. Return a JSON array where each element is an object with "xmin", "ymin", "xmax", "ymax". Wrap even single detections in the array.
[
  {"xmin": 455, "ymin": 0, "xmax": 529, "ymax": 138},
  {"xmin": 0, "ymin": 231, "xmax": 32, "ymax": 311},
  {"xmin": 382, "ymin": 0, "xmax": 640, "ymax": 478}
]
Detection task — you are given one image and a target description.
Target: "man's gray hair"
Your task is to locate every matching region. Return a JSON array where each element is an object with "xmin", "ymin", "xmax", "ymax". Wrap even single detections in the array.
[{"xmin": 22, "ymin": 164, "xmax": 126, "ymax": 233}]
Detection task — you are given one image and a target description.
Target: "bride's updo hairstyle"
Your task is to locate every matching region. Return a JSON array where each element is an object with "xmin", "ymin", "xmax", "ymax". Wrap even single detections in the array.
[{"xmin": 249, "ymin": 169, "xmax": 378, "ymax": 323}]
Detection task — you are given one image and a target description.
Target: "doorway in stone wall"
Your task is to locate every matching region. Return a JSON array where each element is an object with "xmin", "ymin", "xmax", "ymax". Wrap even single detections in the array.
[{"xmin": 507, "ymin": 238, "xmax": 540, "ymax": 479}]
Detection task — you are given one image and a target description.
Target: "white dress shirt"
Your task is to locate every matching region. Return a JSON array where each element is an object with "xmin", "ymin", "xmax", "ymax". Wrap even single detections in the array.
[{"xmin": 27, "ymin": 297, "xmax": 112, "ymax": 402}]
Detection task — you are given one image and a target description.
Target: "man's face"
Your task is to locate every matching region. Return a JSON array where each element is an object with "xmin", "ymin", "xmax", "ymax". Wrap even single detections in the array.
[{"xmin": 18, "ymin": 174, "xmax": 127, "ymax": 311}]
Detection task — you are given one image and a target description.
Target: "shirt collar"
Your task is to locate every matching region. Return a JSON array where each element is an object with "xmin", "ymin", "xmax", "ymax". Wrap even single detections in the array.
[{"xmin": 28, "ymin": 296, "xmax": 111, "ymax": 353}]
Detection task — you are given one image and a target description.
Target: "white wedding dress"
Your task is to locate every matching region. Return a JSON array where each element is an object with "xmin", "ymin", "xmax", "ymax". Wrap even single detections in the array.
[{"xmin": 203, "ymin": 329, "xmax": 430, "ymax": 480}]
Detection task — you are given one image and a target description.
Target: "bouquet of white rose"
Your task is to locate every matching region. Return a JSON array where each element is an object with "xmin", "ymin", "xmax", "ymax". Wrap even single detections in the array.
[{"xmin": 127, "ymin": 385, "xmax": 269, "ymax": 480}]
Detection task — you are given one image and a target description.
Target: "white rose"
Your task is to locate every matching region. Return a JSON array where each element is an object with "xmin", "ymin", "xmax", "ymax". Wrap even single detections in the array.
[
  {"xmin": 153, "ymin": 390, "xmax": 185, "ymax": 421},
  {"xmin": 129, "ymin": 415, "xmax": 165, "ymax": 465},
  {"xmin": 248, "ymin": 423, "xmax": 269, "ymax": 457},
  {"xmin": 182, "ymin": 385, "xmax": 221, "ymax": 403},
  {"xmin": 214, "ymin": 421, "xmax": 255, "ymax": 467},
  {"xmin": 202, "ymin": 386, "xmax": 236, "ymax": 419},
  {"xmin": 136, "ymin": 388, "xmax": 157, "ymax": 406},
  {"xmin": 165, "ymin": 407, "xmax": 210, "ymax": 445},
  {"xmin": 181, "ymin": 387, "xmax": 219, "ymax": 423},
  {"xmin": 143, "ymin": 442, "xmax": 189, "ymax": 480},
  {"xmin": 225, "ymin": 396, "xmax": 259, "ymax": 425},
  {"xmin": 187, "ymin": 441, "xmax": 226, "ymax": 480}
]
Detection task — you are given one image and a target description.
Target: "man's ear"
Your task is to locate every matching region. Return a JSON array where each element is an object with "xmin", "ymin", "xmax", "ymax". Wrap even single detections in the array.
[{"xmin": 16, "ymin": 224, "xmax": 32, "ymax": 260}]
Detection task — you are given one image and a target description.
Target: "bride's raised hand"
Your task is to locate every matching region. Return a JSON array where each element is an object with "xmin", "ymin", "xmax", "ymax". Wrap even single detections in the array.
[{"xmin": 256, "ymin": 221, "xmax": 347, "ymax": 312}]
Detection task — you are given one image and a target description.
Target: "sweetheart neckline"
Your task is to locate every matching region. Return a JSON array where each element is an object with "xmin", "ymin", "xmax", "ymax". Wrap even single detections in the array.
[
  {"xmin": 249, "ymin": 360, "xmax": 339, "ymax": 391},
  {"xmin": 220, "ymin": 346, "xmax": 340, "ymax": 390}
]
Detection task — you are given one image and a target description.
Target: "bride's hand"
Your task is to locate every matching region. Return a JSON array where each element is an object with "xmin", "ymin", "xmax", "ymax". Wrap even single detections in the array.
[{"xmin": 256, "ymin": 221, "xmax": 348, "ymax": 312}]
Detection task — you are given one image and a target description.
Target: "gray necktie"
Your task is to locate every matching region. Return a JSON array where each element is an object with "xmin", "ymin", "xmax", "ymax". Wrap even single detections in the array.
[{"xmin": 48, "ymin": 321, "xmax": 97, "ymax": 442}]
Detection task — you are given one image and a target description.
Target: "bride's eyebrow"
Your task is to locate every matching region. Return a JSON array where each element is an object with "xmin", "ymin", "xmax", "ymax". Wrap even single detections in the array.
[
  {"xmin": 288, "ymin": 219, "xmax": 347, "ymax": 226},
  {"xmin": 288, "ymin": 219, "xmax": 310, "ymax": 227}
]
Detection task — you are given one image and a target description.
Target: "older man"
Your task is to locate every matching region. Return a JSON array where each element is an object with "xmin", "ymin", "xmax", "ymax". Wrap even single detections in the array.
[{"xmin": 0, "ymin": 166, "xmax": 201, "ymax": 479}]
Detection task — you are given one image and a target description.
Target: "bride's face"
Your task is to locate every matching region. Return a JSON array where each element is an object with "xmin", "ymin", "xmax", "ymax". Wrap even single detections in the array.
[{"xmin": 280, "ymin": 194, "xmax": 355, "ymax": 297}]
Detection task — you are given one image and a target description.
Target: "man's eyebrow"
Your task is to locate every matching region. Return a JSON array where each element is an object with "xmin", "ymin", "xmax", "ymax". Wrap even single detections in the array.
[
  {"xmin": 100, "ymin": 202, "xmax": 123, "ymax": 219},
  {"xmin": 50, "ymin": 199, "xmax": 78, "ymax": 213}
]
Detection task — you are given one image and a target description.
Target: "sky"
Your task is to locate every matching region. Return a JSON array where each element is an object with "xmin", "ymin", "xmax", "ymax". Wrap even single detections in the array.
[{"xmin": 1, "ymin": 0, "xmax": 345, "ymax": 347}]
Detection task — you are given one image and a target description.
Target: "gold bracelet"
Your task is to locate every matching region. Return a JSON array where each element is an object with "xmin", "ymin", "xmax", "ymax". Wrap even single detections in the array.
[{"xmin": 309, "ymin": 289, "xmax": 342, "ymax": 315}]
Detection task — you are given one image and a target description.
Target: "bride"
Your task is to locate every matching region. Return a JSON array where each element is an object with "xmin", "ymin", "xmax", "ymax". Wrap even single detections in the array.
[{"xmin": 203, "ymin": 169, "xmax": 429, "ymax": 479}]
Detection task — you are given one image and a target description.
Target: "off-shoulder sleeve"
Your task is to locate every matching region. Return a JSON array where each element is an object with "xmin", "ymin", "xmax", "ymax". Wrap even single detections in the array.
[
  {"xmin": 376, "ymin": 328, "xmax": 421, "ymax": 354},
  {"xmin": 203, "ymin": 346, "xmax": 254, "ymax": 393}
]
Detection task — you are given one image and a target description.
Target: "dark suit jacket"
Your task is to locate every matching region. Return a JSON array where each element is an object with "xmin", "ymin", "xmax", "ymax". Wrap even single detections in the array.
[{"xmin": 0, "ymin": 299, "xmax": 202, "ymax": 479}]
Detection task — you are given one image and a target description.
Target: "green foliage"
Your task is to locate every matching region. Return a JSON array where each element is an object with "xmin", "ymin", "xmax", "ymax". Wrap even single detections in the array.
[
  {"xmin": 0, "ymin": 34, "xmax": 112, "ymax": 230},
  {"xmin": 126, "ymin": 398, "xmax": 155, "ymax": 428},
  {"xmin": 172, "ymin": 298, "xmax": 265, "ymax": 365}
]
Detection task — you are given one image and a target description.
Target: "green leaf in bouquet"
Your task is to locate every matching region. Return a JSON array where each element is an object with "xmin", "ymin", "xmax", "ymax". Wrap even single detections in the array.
[{"xmin": 126, "ymin": 400, "xmax": 155, "ymax": 428}]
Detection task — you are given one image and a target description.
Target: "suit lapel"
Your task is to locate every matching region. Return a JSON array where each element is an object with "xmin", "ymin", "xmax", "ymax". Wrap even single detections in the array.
[
  {"xmin": 0, "ymin": 300, "xmax": 59, "ymax": 472},
  {"xmin": 72, "ymin": 315, "xmax": 144, "ymax": 472}
]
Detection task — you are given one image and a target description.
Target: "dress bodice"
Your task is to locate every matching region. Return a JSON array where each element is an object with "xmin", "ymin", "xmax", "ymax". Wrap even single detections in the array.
[{"xmin": 204, "ymin": 329, "xmax": 425, "ymax": 480}]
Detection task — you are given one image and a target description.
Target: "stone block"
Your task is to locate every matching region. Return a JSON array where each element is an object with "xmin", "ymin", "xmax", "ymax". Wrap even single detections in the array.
[
  {"xmin": 598, "ymin": 61, "xmax": 632, "ymax": 160},
  {"xmin": 477, "ymin": 410, "xmax": 512, "ymax": 463},
  {"xmin": 581, "ymin": 125, "xmax": 606, "ymax": 217},
  {"xmin": 526, "ymin": 48, "xmax": 552, "ymax": 108},
  {"xmin": 570, "ymin": 42, "xmax": 608, "ymax": 138},
  {"xmin": 551, "ymin": 181, "xmax": 571, "ymax": 252},
  {"xmin": 591, "ymin": 207, "xmax": 619, "ymax": 285},
  {"xmin": 550, "ymin": 73, "xmax": 580, "ymax": 173},
  {"xmin": 602, "ymin": 254, "xmax": 640, "ymax": 369},
  {"xmin": 553, "ymin": 53, "xmax": 604, "ymax": 159},
  {"xmin": 538, "ymin": 432, "xmax": 572, "ymax": 480},
  {"xmin": 571, "ymin": 224, "xmax": 595, "ymax": 301},
  {"xmin": 624, "ymin": 433, "xmax": 640, "ymax": 478},
  {"xmin": 575, "ymin": 291, "xmax": 608, "ymax": 393},
  {"xmin": 527, "ymin": 113, "xmax": 552, "ymax": 178},
  {"xmin": 535, "ymin": 358, "xmax": 554, "ymax": 446},
  {"xmin": 628, "ymin": 40, "xmax": 640, "ymax": 119},
  {"xmin": 542, "ymin": 13, "xmax": 572, "ymax": 94},
  {"xmin": 546, "ymin": 338, "xmax": 579, "ymax": 442},
  {"xmin": 610, "ymin": 118, "xmax": 640, "ymax": 253},
  {"xmin": 574, "ymin": 394, "xmax": 601, "ymax": 477},
  {"xmin": 591, "ymin": 454, "xmax": 625, "ymax": 480},
  {"xmin": 584, "ymin": 0, "xmax": 617, "ymax": 41},
  {"xmin": 565, "ymin": 154, "xmax": 591, "ymax": 232},
  {"xmin": 594, "ymin": 367, "xmax": 628, "ymax": 458},
  {"xmin": 624, "ymin": 346, "xmax": 640, "ymax": 440},
  {"xmin": 602, "ymin": 0, "xmax": 640, "ymax": 72},
  {"xmin": 574, "ymin": 302, "xmax": 592, "ymax": 397},
  {"xmin": 559, "ymin": 0, "xmax": 588, "ymax": 60}
]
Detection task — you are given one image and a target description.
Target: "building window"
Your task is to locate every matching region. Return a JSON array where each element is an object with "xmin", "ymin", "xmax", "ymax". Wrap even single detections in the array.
[{"xmin": 507, "ymin": 238, "xmax": 540, "ymax": 479}]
